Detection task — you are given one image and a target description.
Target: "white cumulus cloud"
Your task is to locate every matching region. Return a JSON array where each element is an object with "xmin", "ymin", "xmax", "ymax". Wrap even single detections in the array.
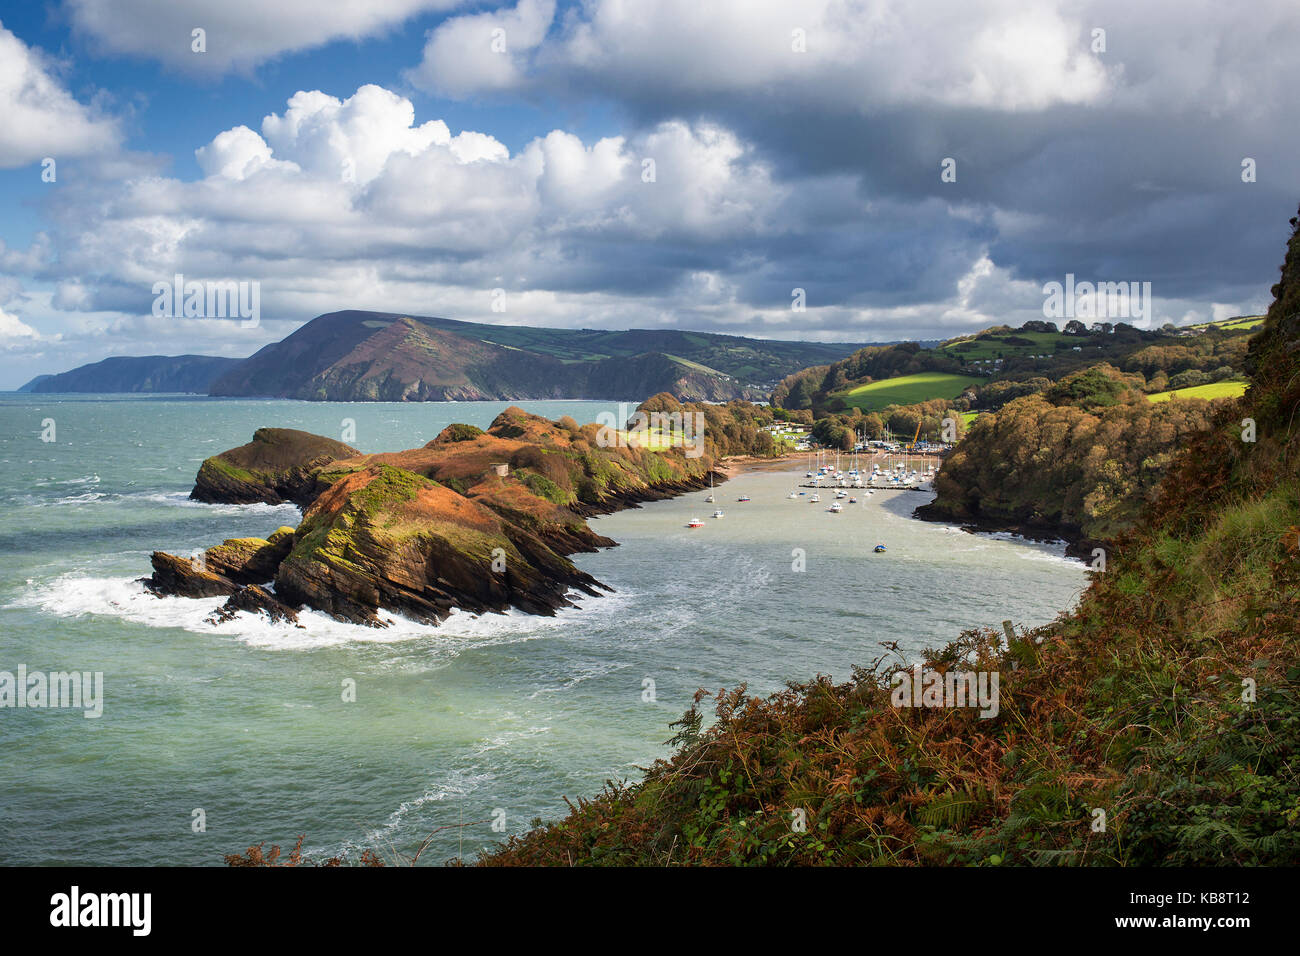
[
  {"xmin": 406, "ymin": 0, "xmax": 555, "ymax": 96},
  {"xmin": 0, "ymin": 23, "xmax": 119, "ymax": 168}
]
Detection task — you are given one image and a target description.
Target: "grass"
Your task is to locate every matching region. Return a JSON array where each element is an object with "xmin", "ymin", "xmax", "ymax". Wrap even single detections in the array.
[
  {"xmin": 833, "ymin": 372, "xmax": 984, "ymax": 411},
  {"xmin": 1218, "ymin": 315, "xmax": 1265, "ymax": 330},
  {"xmin": 1147, "ymin": 380, "xmax": 1248, "ymax": 403},
  {"xmin": 940, "ymin": 330, "xmax": 1070, "ymax": 361},
  {"xmin": 1183, "ymin": 314, "xmax": 1265, "ymax": 332},
  {"xmin": 610, "ymin": 428, "xmax": 678, "ymax": 451}
]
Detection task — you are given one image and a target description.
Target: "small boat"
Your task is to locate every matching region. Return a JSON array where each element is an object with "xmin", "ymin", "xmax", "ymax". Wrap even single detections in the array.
[
  {"xmin": 810, "ymin": 493, "xmax": 820, "ymax": 503},
  {"xmin": 705, "ymin": 473, "xmax": 714, "ymax": 503},
  {"xmin": 712, "ymin": 509, "xmax": 725, "ymax": 519},
  {"xmin": 688, "ymin": 518, "xmax": 704, "ymax": 528},
  {"xmin": 737, "ymin": 495, "xmax": 751, "ymax": 502},
  {"xmin": 787, "ymin": 490, "xmax": 798, "ymax": 499},
  {"xmin": 849, "ymin": 496, "xmax": 857, "ymax": 503},
  {"xmin": 873, "ymin": 544, "xmax": 887, "ymax": 553},
  {"xmin": 829, "ymin": 501, "xmax": 843, "ymax": 513}
]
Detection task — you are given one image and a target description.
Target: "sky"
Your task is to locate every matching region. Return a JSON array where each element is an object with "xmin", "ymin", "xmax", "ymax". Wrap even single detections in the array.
[{"xmin": 0, "ymin": 0, "xmax": 1297, "ymax": 388}]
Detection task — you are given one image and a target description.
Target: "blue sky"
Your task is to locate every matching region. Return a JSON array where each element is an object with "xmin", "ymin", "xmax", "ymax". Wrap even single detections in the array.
[
  {"xmin": 0, "ymin": 2, "xmax": 601, "ymax": 243},
  {"xmin": 1, "ymin": 0, "xmax": 1298, "ymax": 388}
]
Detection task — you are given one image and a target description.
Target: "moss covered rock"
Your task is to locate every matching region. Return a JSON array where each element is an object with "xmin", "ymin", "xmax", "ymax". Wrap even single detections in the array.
[
  {"xmin": 274, "ymin": 464, "xmax": 606, "ymax": 626},
  {"xmin": 191, "ymin": 428, "xmax": 358, "ymax": 506}
]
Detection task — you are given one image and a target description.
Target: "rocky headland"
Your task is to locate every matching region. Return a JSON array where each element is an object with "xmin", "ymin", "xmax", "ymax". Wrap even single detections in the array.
[{"xmin": 147, "ymin": 399, "xmax": 780, "ymax": 627}]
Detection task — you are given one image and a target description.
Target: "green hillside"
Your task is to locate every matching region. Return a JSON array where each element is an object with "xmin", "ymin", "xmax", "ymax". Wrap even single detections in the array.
[
  {"xmin": 940, "ymin": 329, "xmax": 1071, "ymax": 361},
  {"xmin": 206, "ymin": 310, "xmax": 871, "ymax": 402},
  {"xmin": 775, "ymin": 315, "xmax": 1256, "ymax": 418},
  {"xmin": 834, "ymin": 371, "xmax": 983, "ymax": 411},
  {"xmin": 1183, "ymin": 315, "xmax": 1265, "ymax": 332}
]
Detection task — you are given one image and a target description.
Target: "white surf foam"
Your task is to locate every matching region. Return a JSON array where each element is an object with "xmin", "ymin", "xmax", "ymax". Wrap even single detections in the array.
[{"xmin": 9, "ymin": 573, "xmax": 632, "ymax": 652}]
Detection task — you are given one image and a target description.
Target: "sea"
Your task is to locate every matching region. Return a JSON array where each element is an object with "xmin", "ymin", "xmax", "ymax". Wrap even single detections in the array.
[{"xmin": 0, "ymin": 394, "xmax": 1088, "ymax": 865}]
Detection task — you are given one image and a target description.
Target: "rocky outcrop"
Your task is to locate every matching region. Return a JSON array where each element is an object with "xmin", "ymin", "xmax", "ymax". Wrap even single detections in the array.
[
  {"xmin": 201, "ymin": 527, "xmax": 296, "ymax": 583},
  {"xmin": 153, "ymin": 402, "xmax": 777, "ymax": 627},
  {"xmin": 143, "ymin": 551, "xmax": 241, "ymax": 599},
  {"xmin": 143, "ymin": 527, "xmax": 295, "ymax": 598},
  {"xmin": 273, "ymin": 465, "xmax": 607, "ymax": 627},
  {"xmin": 206, "ymin": 585, "xmax": 301, "ymax": 626},
  {"xmin": 191, "ymin": 429, "xmax": 358, "ymax": 506}
]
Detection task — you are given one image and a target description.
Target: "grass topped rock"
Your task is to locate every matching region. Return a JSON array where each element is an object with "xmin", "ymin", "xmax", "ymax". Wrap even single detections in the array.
[
  {"xmin": 273, "ymin": 463, "xmax": 606, "ymax": 626},
  {"xmin": 191, "ymin": 427, "xmax": 359, "ymax": 506}
]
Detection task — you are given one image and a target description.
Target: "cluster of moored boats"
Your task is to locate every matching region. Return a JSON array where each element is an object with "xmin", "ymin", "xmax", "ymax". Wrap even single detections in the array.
[
  {"xmin": 799, "ymin": 452, "xmax": 936, "ymax": 492},
  {"xmin": 685, "ymin": 459, "xmax": 897, "ymax": 553}
]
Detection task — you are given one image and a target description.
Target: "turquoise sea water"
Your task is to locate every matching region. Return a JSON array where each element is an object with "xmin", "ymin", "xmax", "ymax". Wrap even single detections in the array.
[{"xmin": 0, "ymin": 394, "xmax": 1088, "ymax": 865}]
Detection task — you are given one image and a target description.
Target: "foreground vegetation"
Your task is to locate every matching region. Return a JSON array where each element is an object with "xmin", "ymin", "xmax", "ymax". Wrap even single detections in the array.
[{"xmin": 475, "ymin": 207, "xmax": 1300, "ymax": 866}]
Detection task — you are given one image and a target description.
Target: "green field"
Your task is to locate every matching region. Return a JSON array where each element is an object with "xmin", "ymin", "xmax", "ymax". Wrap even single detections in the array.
[
  {"xmin": 834, "ymin": 372, "xmax": 984, "ymax": 411},
  {"xmin": 1217, "ymin": 316, "xmax": 1265, "ymax": 331},
  {"xmin": 940, "ymin": 330, "xmax": 1071, "ymax": 361},
  {"xmin": 961, "ymin": 411, "xmax": 979, "ymax": 428},
  {"xmin": 1182, "ymin": 315, "xmax": 1264, "ymax": 333},
  {"xmin": 1147, "ymin": 380, "xmax": 1249, "ymax": 403}
]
